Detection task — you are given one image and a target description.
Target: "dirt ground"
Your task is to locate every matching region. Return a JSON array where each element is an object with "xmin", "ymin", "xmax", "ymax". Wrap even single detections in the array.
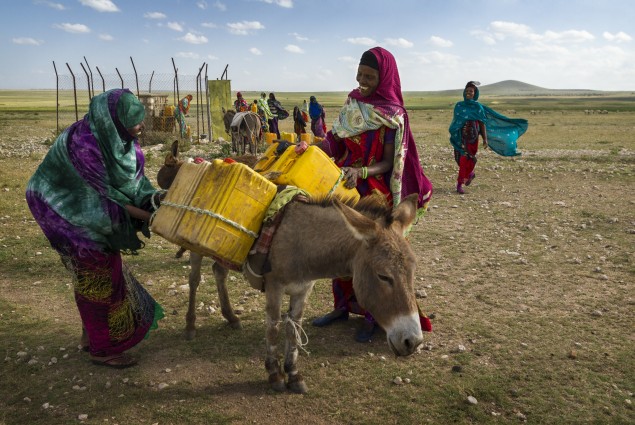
[{"xmin": 0, "ymin": 107, "xmax": 633, "ymax": 424}]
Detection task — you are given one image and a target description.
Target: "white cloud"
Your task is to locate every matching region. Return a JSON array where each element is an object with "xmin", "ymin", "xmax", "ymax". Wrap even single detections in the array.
[
  {"xmin": 144, "ymin": 12, "xmax": 166, "ymax": 20},
  {"xmin": 346, "ymin": 37, "xmax": 376, "ymax": 46},
  {"xmin": 258, "ymin": 0, "xmax": 293, "ymax": 8},
  {"xmin": 490, "ymin": 21, "xmax": 533, "ymax": 39},
  {"xmin": 429, "ymin": 36, "xmax": 452, "ymax": 48},
  {"xmin": 543, "ymin": 29, "xmax": 594, "ymax": 43},
  {"xmin": 485, "ymin": 21, "xmax": 594, "ymax": 44},
  {"xmin": 285, "ymin": 44, "xmax": 304, "ymax": 54},
  {"xmin": 385, "ymin": 38, "xmax": 414, "ymax": 48},
  {"xmin": 167, "ymin": 22, "xmax": 184, "ymax": 32},
  {"xmin": 603, "ymin": 31, "xmax": 632, "ymax": 43},
  {"xmin": 290, "ymin": 32, "xmax": 308, "ymax": 41},
  {"xmin": 207, "ymin": 54, "xmax": 219, "ymax": 60},
  {"xmin": 12, "ymin": 37, "xmax": 43, "ymax": 46},
  {"xmin": 176, "ymin": 52, "xmax": 201, "ymax": 59},
  {"xmin": 213, "ymin": 1, "xmax": 227, "ymax": 11},
  {"xmin": 227, "ymin": 21, "xmax": 265, "ymax": 35},
  {"xmin": 180, "ymin": 33, "xmax": 208, "ymax": 44},
  {"xmin": 35, "ymin": 1, "xmax": 65, "ymax": 10},
  {"xmin": 202, "ymin": 22, "xmax": 217, "ymax": 29},
  {"xmin": 250, "ymin": 47, "xmax": 263, "ymax": 55},
  {"xmin": 53, "ymin": 23, "xmax": 91, "ymax": 34},
  {"xmin": 99, "ymin": 33, "xmax": 114, "ymax": 41},
  {"xmin": 470, "ymin": 30, "xmax": 496, "ymax": 45},
  {"xmin": 197, "ymin": 0, "xmax": 208, "ymax": 9},
  {"xmin": 78, "ymin": 0, "xmax": 119, "ymax": 13}
]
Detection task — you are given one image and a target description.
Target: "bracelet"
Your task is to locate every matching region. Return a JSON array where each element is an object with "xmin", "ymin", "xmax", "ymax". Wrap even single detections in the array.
[{"xmin": 361, "ymin": 166, "xmax": 368, "ymax": 179}]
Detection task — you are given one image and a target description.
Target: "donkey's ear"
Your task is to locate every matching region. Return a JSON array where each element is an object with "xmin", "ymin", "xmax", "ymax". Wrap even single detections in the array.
[
  {"xmin": 222, "ymin": 107, "xmax": 226, "ymax": 114},
  {"xmin": 390, "ymin": 194, "xmax": 418, "ymax": 236},
  {"xmin": 333, "ymin": 198, "xmax": 379, "ymax": 242},
  {"xmin": 170, "ymin": 140, "xmax": 179, "ymax": 158}
]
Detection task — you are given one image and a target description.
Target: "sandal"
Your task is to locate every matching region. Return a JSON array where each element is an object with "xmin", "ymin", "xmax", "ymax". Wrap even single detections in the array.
[{"xmin": 90, "ymin": 353, "xmax": 138, "ymax": 369}]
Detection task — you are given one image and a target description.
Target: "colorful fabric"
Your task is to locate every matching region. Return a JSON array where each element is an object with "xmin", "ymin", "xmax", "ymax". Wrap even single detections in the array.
[
  {"xmin": 257, "ymin": 96, "xmax": 273, "ymax": 120},
  {"xmin": 234, "ymin": 98, "xmax": 249, "ymax": 112},
  {"xmin": 321, "ymin": 47, "xmax": 433, "ymax": 331},
  {"xmin": 309, "ymin": 97, "xmax": 326, "ymax": 138},
  {"xmin": 322, "ymin": 47, "xmax": 432, "ymax": 214},
  {"xmin": 449, "ymin": 85, "xmax": 528, "ymax": 157},
  {"xmin": 454, "ymin": 120, "xmax": 480, "ymax": 184},
  {"xmin": 26, "ymin": 88, "xmax": 163, "ymax": 355},
  {"xmin": 293, "ymin": 106, "xmax": 306, "ymax": 135},
  {"xmin": 334, "ymin": 126, "xmax": 396, "ymax": 201}
]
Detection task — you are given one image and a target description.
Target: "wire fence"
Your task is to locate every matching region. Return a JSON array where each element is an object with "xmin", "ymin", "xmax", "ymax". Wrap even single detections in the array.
[{"xmin": 53, "ymin": 59, "xmax": 230, "ymax": 145}]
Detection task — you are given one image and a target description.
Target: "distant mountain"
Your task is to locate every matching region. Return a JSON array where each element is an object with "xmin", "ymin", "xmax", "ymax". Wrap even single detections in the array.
[{"xmin": 423, "ymin": 80, "xmax": 606, "ymax": 96}]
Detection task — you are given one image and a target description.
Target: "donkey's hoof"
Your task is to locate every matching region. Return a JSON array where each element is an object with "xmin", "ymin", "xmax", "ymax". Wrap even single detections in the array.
[
  {"xmin": 228, "ymin": 320, "xmax": 242, "ymax": 330},
  {"xmin": 269, "ymin": 375, "xmax": 286, "ymax": 392},
  {"xmin": 287, "ymin": 378, "xmax": 308, "ymax": 394},
  {"xmin": 184, "ymin": 329, "xmax": 196, "ymax": 340}
]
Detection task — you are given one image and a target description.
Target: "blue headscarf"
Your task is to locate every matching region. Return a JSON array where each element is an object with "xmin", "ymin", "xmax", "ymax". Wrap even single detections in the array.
[{"xmin": 449, "ymin": 83, "xmax": 528, "ymax": 157}]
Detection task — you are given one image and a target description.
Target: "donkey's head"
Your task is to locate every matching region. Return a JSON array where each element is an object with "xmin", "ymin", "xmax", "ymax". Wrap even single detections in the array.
[
  {"xmin": 156, "ymin": 140, "xmax": 183, "ymax": 189},
  {"xmin": 222, "ymin": 107, "xmax": 236, "ymax": 134},
  {"xmin": 335, "ymin": 193, "xmax": 423, "ymax": 356}
]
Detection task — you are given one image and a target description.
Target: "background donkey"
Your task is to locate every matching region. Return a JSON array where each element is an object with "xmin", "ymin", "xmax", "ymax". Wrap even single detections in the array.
[{"xmin": 222, "ymin": 108, "xmax": 262, "ymax": 155}]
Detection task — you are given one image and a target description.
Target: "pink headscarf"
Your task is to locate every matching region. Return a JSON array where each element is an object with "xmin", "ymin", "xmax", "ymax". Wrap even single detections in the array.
[
  {"xmin": 349, "ymin": 47, "xmax": 404, "ymax": 109},
  {"xmin": 345, "ymin": 47, "xmax": 432, "ymax": 210}
]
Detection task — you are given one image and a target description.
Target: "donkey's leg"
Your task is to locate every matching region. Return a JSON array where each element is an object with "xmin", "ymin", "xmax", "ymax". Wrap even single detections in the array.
[
  {"xmin": 185, "ymin": 252, "xmax": 203, "ymax": 340},
  {"xmin": 264, "ymin": 285, "xmax": 286, "ymax": 392},
  {"xmin": 212, "ymin": 262, "xmax": 241, "ymax": 329},
  {"xmin": 284, "ymin": 284, "xmax": 314, "ymax": 394}
]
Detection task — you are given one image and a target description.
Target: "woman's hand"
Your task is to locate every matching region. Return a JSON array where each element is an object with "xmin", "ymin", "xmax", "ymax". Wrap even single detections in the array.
[{"xmin": 342, "ymin": 167, "xmax": 361, "ymax": 189}]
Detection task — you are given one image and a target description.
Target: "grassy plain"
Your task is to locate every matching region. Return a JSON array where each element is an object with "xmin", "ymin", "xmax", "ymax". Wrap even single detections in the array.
[{"xmin": 0, "ymin": 90, "xmax": 633, "ymax": 425}]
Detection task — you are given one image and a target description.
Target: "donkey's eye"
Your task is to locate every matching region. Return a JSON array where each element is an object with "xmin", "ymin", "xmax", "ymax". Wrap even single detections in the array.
[{"xmin": 378, "ymin": 274, "xmax": 393, "ymax": 286}]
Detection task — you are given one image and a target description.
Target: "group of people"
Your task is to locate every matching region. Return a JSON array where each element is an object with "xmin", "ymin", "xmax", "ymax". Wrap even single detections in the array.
[
  {"xmin": 291, "ymin": 96, "xmax": 328, "ymax": 141},
  {"xmin": 234, "ymin": 91, "xmax": 329, "ymax": 142},
  {"xmin": 27, "ymin": 46, "xmax": 528, "ymax": 368}
]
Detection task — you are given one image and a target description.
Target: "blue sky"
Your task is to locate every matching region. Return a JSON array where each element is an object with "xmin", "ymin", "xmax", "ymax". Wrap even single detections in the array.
[{"xmin": 1, "ymin": 0, "xmax": 634, "ymax": 91}]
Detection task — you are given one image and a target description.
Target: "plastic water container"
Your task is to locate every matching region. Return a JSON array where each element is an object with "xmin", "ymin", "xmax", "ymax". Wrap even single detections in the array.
[
  {"xmin": 280, "ymin": 131, "xmax": 296, "ymax": 143},
  {"xmin": 300, "ymin": 133, "xmax": 312, "ymax": 144},
  {"xmin": 151, "ymin": 160, "xmax": 277, "ymax": 269},
  {"xmin": 164, "ymin": 105, "xmax": 175, "ymax": 116},
  {"xmin": 253, "ymin": 142, "xmax": 360, "ymax": 204},
  {"xmin": 265, "ymin": 132, "xmax": 276, "ymax": 145}
]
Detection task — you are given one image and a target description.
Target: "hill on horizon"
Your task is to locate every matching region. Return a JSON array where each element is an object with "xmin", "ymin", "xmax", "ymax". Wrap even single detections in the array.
[{"xmin": 420, "ymin": 80, "xmax": 610, "ymax": 96}]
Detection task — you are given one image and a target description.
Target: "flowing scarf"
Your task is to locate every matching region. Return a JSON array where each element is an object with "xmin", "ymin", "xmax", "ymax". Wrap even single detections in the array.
[
  {"xmin": 323, "ymin": 47, "xmax": 432, "ymax": 213},
  {"xmin": 26, "ymin": 89, "xmax": 157, "ymax": 253},
  {"xmin": 449, "ymin": 85, "xmax": 528, "ymax": 157}
]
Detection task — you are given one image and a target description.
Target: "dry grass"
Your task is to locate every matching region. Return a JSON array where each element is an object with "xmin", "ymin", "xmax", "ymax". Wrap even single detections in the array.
[{"xmin": 0, "ymin": 92, "xmax": 633, "ymax": 425}]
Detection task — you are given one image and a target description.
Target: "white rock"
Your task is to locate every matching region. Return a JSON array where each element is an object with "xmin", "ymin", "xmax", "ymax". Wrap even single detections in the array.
[
  {"xmin": 467, "ymin": 396, "xmax": 478, "ymax": 405},
  {"xmin": 158, "ymin": 382, "xmax": 169, "ymax": 390},
  {"xmin": 42, "ymin": 402, "xmax": 50, "ymax": 409},
  {"xmin": 16, "ymin": 351, "xmax": 28, "ymax": 358},
  {"xmin": 23, "ymin": 397, "xmax": 31, "ymax": 402},
  {"xmin": 393, "ymin": 376, "xmax": 403, "ymax": 385},
  {"xmin": 78, "ymin": 414, "xmax": 88, "ymax": 420}
]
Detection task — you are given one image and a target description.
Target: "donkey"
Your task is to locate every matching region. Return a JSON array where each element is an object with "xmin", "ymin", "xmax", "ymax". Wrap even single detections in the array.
[
  {"xmin": 222, "ymin": 108, "xmax": 262, "ymax": 155},
  {"xmin": 156, "ymin": 144, "xmax": 425, "ymax": 394}
]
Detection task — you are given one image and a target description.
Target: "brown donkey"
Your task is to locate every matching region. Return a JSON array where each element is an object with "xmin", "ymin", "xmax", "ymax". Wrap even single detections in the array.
[{"xmin": 156, "ymin": 143, "xmax": 424, "ymax": 393}]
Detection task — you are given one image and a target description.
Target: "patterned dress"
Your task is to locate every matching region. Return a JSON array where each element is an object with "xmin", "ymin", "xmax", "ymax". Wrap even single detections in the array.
[{"xmin": 26, "ymin": 89, "xmax": 163, "ymax": 357}]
